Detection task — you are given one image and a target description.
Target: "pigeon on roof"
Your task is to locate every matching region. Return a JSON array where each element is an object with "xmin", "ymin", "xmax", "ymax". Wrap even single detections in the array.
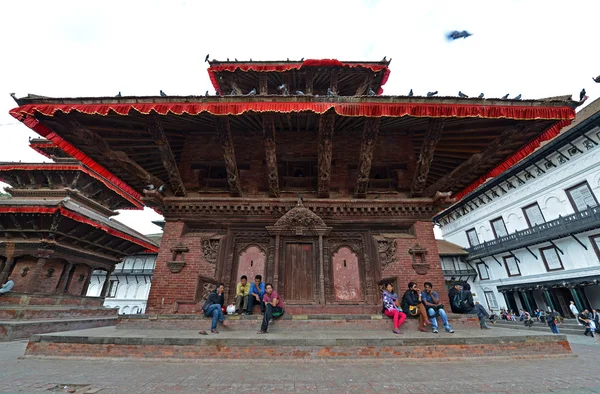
[
  {"xmin": 501, "ymin": 94, "xmax": 509, "ymax": 99},
  {"xmin": 458, "ymin": 91, "xmax": 468, "ymax": 98},
  {"xmin": 513, "ymin": 94, "xmax": 521, "ymax": 100},
  {"xmin": 408, "ymin": 89, "xmax": 413, "ymax": 97},
  {"xmin": 427, "ymin": 91, "xmax": 438, "ymax": 97},
  {"xmin": 246, "ymin": 88, "xmax": 257, "ymax": 96},
  {"xmin": 160, "ymin": 90, "xmax": 167, "ymax": 97},
  {"xmin": 580, "ymin": 88, "xmax": 586, "ymax": 101},
  {"xmin": 478, "ymin": 93, "xmax": 484, "ymax": 99},
  {"xmin": 205, "ymin": 54, "xmax": 209, "ymax": 62}
]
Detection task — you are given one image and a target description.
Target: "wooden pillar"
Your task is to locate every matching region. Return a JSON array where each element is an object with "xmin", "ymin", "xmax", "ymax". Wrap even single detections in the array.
[
  {"xmin": 259, "ymin": 74, "xmax": 268, "ymax": 95},
  {"xmin": 305, "ymin": 71, "xmax": 314, "ymax": 95},
  {"xmin": 411, "ymin": 119, "xmax": 445, "ymax": 196},
  {"xmin": 0, "ymin": 258, "xmax": 15, "ymax": 284},
  {"xmin": 569, "ymin": 287, "xmax": 584, "ymax": 314},
  {"xmin": 148, "ymin": 117, "xmax": 186, "ymax": 196},
  {"xmin": 354, "ymin": 118, "xmax": 380, "ymax": 198},
  {"xmin": 263, "ymin": 115, "xmax": 280, "ymax": 197},
  {"xmin": 216, "ymin": 116, "xmax": 242, "ymax": 197},
  {"xmin": 55, "ymin": 262, "xmax": 74, "ymax": 294},
  {"xmin": 318, "ymin": 234, "xmax": 325, "ymax": 305},
  {"xmin": 26, "ymin": 250, "xmax": 53, "ymax": 293},
  {"xmin": 317, "ymin": 113, "xmax": 335, "ymax": 198},
  {"xmin": 80, "ymin": 266, "xmax": 94, "ymax": 296},
  {"xmin": 274, "ymin": 234, "xmax": 280, "ymax": 289},
  {"xmin": 100, "ymin": 269, "xmax": 112, "ymax": 297}
]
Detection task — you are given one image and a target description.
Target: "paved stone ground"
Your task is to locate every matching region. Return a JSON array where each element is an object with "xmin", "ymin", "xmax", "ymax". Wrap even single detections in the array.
[{"xmin": 1, "ymin": 329, "xmax": 599, "ymax": 393}]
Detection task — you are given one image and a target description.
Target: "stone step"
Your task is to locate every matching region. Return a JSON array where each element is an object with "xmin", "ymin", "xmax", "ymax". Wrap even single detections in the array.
[
  {"xmin": 0, "ymin": 317, "xmax": 117, "ymax": 342},
  {"xmin": 0, "ymin": 293, "xmax": 104, "ymax": 307},
  {"xmin": 0, "ymin": 306, "xmax": 117, "ymax": 320},
  {"xmin": 494, "ymin": 321, "xmax": 586, "ymax": 335},
  {"xmin": 117, "ymin": 313, "xmax": 480, "ymax": 331},
  {"xmin": 25, "ymin": 326, "xmax": 572, "ymax": 360}
]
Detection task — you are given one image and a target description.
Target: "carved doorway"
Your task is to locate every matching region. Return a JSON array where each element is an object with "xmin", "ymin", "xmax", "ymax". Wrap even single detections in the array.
[
  {"xmin": 237, "ymin": 246, "xmax": 266, "ymax": 283},
  {"xmin": 282, "ymin": 242, "xmax": 316, "ymax": 303}
]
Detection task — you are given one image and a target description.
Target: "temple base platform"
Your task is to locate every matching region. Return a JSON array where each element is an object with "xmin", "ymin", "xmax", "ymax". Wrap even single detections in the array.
[
  {"xmin": 24, "ymin": 318, "xmax": 572, "ymax": 361},
  {"xmin": 0, "ymin": 293, "xmax": 117, "ymax": 341}
]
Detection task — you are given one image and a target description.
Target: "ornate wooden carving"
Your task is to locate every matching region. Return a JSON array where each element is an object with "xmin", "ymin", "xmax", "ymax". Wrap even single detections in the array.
[
  {"xmin": 411, "ymin": 119, "xmax": 445, "ymax": 196},
  {"xmin": 354, "ymin": 118, "xmax": 380, "ymax": 198},
  {"xmin": 355, "ymin": 74, "xmax": 374, "ymax": 96},
  {"xmin": 201, "ymin": 238, "xmax": 221, "ymax": 268},
  {"xmin": 69, "ymin": 120, "xmax": 162, "ymax": 188},
  {"xmin": 408, "ymin": 243, "xmax": 429, "ymax": 275},
  {"xmin": 215, "ymin": 117, "xmax": 242, "ymax": 197},
  {"xmin": 148, "ymin": 117, "xmax": 186, "ymax": 196},
  {"xmin": 423, "ymin": 124, "xmax": 529, "ymax": 196},
  {"xmin": 259, "ymin": 74, "xmax": 268, "ymax": 95},
  {"xmin": 317, "ymin": 113, "xmax": 335, "ymax": 198},
  {"xmin": 330, "ymin": 71, "xmax": 339, "ymax": 95},
  {"xmin": 262, "ymin": 115, "xmax": 280, "ymax": 197},
  {"xmin": 305, "ymin": 71, "xmax": 314, "ymax": 95},
  {"xmin": 377, "ymin": 238, "xmax": 397, "ymax": 270}
]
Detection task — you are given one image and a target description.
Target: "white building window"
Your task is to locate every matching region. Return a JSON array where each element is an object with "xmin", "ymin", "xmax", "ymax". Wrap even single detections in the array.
[
  {"xmin": 490, "ymin": 217, "xmax": 508, "ymax": 239},
  {"xmin": 540, "ymin": 247, "xmax": 564, "ymax": 271},
  {"xmin": 476, "ymin": 263, "xmax": 490, "ymax": 280},
  {"xmin": 522, "ymin": 203, "xmax": 545, "ymax": 227},
  {"xmin": 503, "ymin": 256, "xmax": 521, "ymax": 277},
  {"xmin": 107, "ymin": 280, "xmax": 118, "ymax": 298},
  {"xmin": 566, "ymin": 181, "xmax": 598, "ymax": 212},
  {"xmin": 591, "ymin": 234, "xmax": 600, "ymax": 262},
  {"xmin": 466, "ymin": 228, "xmax": 479, "ymax": 247},
  {"xmin": 484, "ymin": 291, "xmax": 498, "ymax": 310}
]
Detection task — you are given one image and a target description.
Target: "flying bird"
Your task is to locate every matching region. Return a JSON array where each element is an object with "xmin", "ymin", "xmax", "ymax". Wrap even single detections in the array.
[
  {"xmin": 247, "ymin": 88, "xmax": 257, "ymax": 96},
  {"xmin": 458, "ymin": 91, "xmax": 468, "ymax": 98},
  {"xmin": 408, "ymin": 89, "xmax": 413, "ymax": 97},
  {"xmin": 205, "ymin": 54, "xmax": 209, "ymax": 62},
  {"xmin": 513, "ymin": 94, "xmax": 522, "ymax": 100},
  {"xmin": 116, "ymin": 92, "xmax": 121, "ymax": 97},
  {"xmin": 160, "ymin": 90, "xmax": 167, "ymax": 97},
  {"xmin": 593, "ymin": 75, "xmax": 600, "ymax": 83},
  {"xmin": 501, "ymin": 93, "xmax": 510, "ymax": 99},
  {"xmin": 446, "ymin": 30, "xmax": 473, "ymax": 40},
  {"xmin": 368, "ymin": 88, "xmax": 376, "ymax": 96},
  {"xmin": 157, "ymin": 184, "xmax": 167, "ymax": 194},
  {"xmin": 580, "ymin": 88, "xmax": 586, "ymax": 101},
  {"xmin": 296, "ymin": 90, "xmax": 305, "ymax": 95},
  {"xmin": 478, "ymin": 93, "xmax": 484, "ymax": 99},
  {"xmin": 426, "ymin": 91, "xmax": 438, "ymax": 97}
]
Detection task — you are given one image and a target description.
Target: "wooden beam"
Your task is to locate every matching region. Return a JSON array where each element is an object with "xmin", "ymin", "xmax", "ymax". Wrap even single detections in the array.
[
  {"xmin": 262, "ymin": 115, "xmax": 280, "ymax": 197},
  {"xmin": 259, "ymin": 74, "xmax": 268, "ymax": 95},
  {"xmin": 305, "ymin": 71, "xmax": 314, "ymax": 95},
  {"xmin": 423, "ymin": 124, "xmax": 529, "ymax": 196},
  {"xmin": 354, "ymin": 118, "xmax": 380, "ymax": 198},
  {"xmin": 147, "ymin": 117, "xmax": 186, "ymax": 196},
  {"xmin": 69, "ymin": 120, "xmax": 162, "ymax": 189},
  {"xmin": 355, "ymin": 74, "xmax": 374, "ymax": 96},
  {"xmin": 317, "ymin": 112, "xmax": 335, "ymax": 198},
  {"xmin": 216, "ymin": 117, "xmax": 242, "ymax": 197},
  {"xmin": 411, "ymin": 119, "xmax": 445, "ymax": 196},
  {"xmin": 330, "ymin": 71, "xmax": 339, "ymax": 95}
]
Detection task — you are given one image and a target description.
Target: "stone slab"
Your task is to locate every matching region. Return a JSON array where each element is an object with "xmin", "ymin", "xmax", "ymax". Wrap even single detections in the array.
[{"xmin": 0, "ymin": 316, "xmax": 117, "ymax": 341}]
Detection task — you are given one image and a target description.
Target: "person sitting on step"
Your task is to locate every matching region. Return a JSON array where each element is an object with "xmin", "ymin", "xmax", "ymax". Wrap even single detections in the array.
[
  {"xmin": 421, "ymin": 282, "xmax": 454, "ymax": 334},
  {"xmin": 257, "ymin": 283, "xmax": 285, "ymax": 334},
  {"xmin": 401, "ymin": 282, "xmax": 431, "ymax": 332},
  {"xmin": 199, "ymin": 283, "xmax": 229, "ymax": 335},
  {"xmin": 0, "ymin": 280, "xmax": 14, "ymax": 296},
  {"xmin": 450, "ymin": 282, "xmax": 490, "ymax": 329},
  {"xmin": 247, "ymin": 274, "xmax": 266, "ymax": 315},
  {"xmin": 382, "ymin": 282, "xmax": 406, "ymax": 334},
  {"xmin": 235, "ymin": 275, "xmax": 250, "ymax": 315}
]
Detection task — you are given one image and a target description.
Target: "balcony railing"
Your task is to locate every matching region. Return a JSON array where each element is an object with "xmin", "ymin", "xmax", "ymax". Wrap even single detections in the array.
[
  {"xmin": 466, "ymin": 206, "xmax": 600, "ymax": 260},
  {"xmin": 92, "ymin": 268, "xmax": 154, "ymax": 275},
  {"xmin": 442, "ymin": 268, "xmax": 478, "ymax": 277}
]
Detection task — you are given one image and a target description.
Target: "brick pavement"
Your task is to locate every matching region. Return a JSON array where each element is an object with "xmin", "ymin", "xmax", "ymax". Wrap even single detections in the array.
[{"xmin": 1, "ymin": 333, "xmax": 600, "ymax": 393}]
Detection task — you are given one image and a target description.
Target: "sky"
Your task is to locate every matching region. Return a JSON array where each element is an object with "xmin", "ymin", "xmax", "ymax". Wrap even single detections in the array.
[{"xmin": 0, "ymin": 0, "xmax": 599, "ymax": 237}]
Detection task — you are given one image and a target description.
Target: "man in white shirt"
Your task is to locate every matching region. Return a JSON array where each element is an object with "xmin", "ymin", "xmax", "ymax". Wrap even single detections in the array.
[{"xmin": 570, "ymin": 301, "xmax": 582, "ymax": 326}]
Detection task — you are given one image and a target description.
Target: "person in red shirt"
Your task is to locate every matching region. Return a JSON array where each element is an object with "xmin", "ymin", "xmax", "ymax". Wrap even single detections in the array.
[{"xmin": 258, "ymin": 283, "xmax": 285, "ymax": 334}]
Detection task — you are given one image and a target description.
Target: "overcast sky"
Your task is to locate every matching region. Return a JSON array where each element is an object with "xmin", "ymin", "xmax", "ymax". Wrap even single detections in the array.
[{"xmin": 1, "ymin": 0, "xmax": 599, "ymax": 237}]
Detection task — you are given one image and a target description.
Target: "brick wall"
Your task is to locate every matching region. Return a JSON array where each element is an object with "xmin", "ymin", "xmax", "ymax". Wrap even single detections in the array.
[
  {"xmin": 9, "ymin": 257, "xmax": 66, "ymax": 294},
  {"xmin": 147, "ymin": 221, "xmax": 216, "ymax": 314},
  {"xmin": 382, "ymin": 221, "xmax": 449, "ymax": 306},
  {"xmin": 66, "ymin": 265, "xmax": 90, "ymax": 296}
]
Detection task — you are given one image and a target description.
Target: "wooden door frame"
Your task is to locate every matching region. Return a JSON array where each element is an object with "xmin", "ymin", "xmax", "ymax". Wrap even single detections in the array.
[{"xmin": 279, "ymin": 237, "xmax": 319, "ymax": 304}]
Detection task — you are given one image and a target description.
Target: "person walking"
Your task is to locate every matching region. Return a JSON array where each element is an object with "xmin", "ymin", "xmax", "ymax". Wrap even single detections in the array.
[
  {"xmin": 570, "ymin": 301, "xmax": 582, "ymax": 326},
  {"xmin": 546, "ymin": 310, "xmax": 560, "ymax": 334}
]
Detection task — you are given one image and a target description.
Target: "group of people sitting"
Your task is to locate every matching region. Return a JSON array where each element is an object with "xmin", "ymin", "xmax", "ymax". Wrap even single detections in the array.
[{"xmin": 200, "ymin": 275, "xmax": 284, "ymax": 335}]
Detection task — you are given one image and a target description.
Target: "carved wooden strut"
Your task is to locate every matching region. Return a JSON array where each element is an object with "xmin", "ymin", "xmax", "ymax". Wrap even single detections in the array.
[
  {"xmin": 411, "ymin": 118, "xmax": 445, "ymax": 196},
  {"xmin": 317, "ymin": 112, "xmax": 335, "ymax": 198},
  {"xmin": 262, "ymin": 115, "xmax": 280, "ymax": 197},
  {"xmin": 216, "ymin": 116, "xmax": 242, "ymax": 197},
  {"xmin": 354, "ymin": 118, "xmax": 380, "ymax": 198},
  {"xmin": 148, "ymin": 117, "xmax": 186, "ymax": 196}
]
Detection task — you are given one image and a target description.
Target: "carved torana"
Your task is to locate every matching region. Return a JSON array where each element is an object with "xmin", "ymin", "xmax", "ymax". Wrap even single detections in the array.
[
  {"xmin": 411, "ymin": 119, "xmax": 445, "ymax": 196},
  {"xmin": 201, "ymin": 238, "xmax": 221, "ymax": 267},
  {"xmin": 355, "ymin": 118, "xmax": 381, "ymax": 198},
  {"xmin": 317, "ymin": 112, "xmax": 335, "ymax": 198},
  {"xmin": 262, "ymin": 115, "xmax": 280, "ymax": 197},
  {"xmin": 148, "ymin": 117, "xmax": 186, "ymax": 196},
  {"xmin": 215, "ymin": 117, "xmax": 242, "ymax": 197},
  {"xmin": 377, "ymin": 238, "xmax": 397, "ymax": 270}
]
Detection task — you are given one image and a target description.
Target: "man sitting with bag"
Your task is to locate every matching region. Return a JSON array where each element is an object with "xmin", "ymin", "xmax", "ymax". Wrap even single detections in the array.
[
  {"xmin": 401, "ymin": 282, "xmax": 431, "ymax": 333},
  {"xmin": 421, "ymin": 282, "xmax": 454, "ymax": 334}
]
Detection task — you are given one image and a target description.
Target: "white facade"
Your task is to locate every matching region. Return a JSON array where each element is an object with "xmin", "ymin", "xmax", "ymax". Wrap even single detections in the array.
[
  {"xmin": 86, "ymin": 253, "xmax": 156, "ymax": 314},
  {"xmin": 436, "ymin": 100, "xmax": 600, "ymax": 317}
]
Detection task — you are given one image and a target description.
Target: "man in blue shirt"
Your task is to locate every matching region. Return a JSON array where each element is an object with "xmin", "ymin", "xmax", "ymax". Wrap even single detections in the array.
[
  {"xmin": 247, "ymin": 274, "xmax": 266, "ymax": 315},
  {"xmin": 422, "ymin": 282, "xmax": 454, "ymax": 334}
]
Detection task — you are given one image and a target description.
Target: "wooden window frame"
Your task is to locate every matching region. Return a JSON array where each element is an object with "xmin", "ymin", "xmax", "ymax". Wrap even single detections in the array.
[
  {"xmin": 565, "ymin": 181, "xmax": 599, "ymax": 212},
  {"xmin": 476, "ymin": 263, "xmax": 490, "ymax": 280},
  {"xmin": 490, "ymin": 217, "xmax": 508, "ymax": 239},
  {"xmin": 522, "ymin": 202, "xmax": 546, "ymax": 228},
  {"xmin": 484, "ymin": 291, "xmax": 498, "ymax": 310},
  {"xmin": 466, "ymin": 228, "xmax": 479, "ymax": 247},
  {"xmin": 503, "ymin": 255, "xmax": 521, "ymax": 277},
  {"xmin": 539, "ymin": 246, "xmax": 565, "ymax": 272},
  {"xmin": 590, "ymin": 234, "xmax": 600, "ymax": 262}
]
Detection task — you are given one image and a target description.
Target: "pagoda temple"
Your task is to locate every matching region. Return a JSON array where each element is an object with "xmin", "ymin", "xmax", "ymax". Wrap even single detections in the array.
[
  {"xmin": 0, "ymin": 138, "xmax": 158, "ymax": 340},
  {"xmin": 8, "ymin": 58, "xmax": 579, "ymax": 315}
]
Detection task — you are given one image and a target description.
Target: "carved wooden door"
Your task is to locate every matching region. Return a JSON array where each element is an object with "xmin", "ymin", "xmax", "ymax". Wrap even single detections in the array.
[{"xmin": 282, "ymin": 242, "xmax": 314, "ymax": 303}]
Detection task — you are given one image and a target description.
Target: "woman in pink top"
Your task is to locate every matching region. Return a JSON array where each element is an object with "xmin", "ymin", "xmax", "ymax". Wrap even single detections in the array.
[
  {"xmin": 258, "ymin": 283, "xmax": 285, "ymax": 334},
  {"xmin": 382, "ymin": 282, "xmax": 407, "ymax": 334}
]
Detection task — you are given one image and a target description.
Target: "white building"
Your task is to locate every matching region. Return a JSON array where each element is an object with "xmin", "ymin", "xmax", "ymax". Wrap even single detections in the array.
[
  {"xmin": 87, "ymin": 250, "xmax": 158, "ymax": 314},
  {"xmin": 435, "ymin": 98, "xmax": 600, "ymax": 317}
]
